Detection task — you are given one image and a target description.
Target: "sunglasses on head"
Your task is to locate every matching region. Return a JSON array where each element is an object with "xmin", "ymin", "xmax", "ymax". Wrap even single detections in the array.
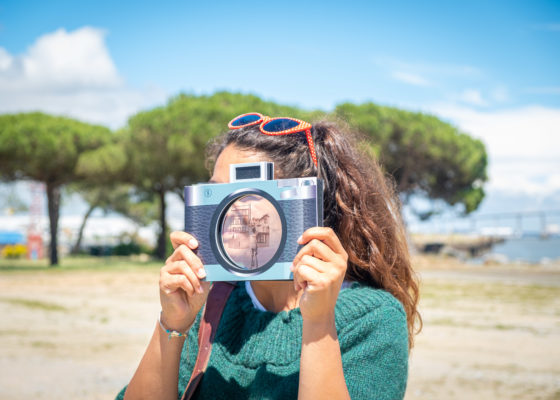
[{"xmin": 228, "ymin": 112, "xmax": 318, "ymax": 167}]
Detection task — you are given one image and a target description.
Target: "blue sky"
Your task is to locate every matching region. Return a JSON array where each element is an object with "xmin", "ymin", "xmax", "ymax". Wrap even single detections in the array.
[
  {"xmin": 2, "ymin": 0, "xmax": 559, "ymax": 111},
  {"xmin": 0, "ymin": 0, "xmax": 559, "ymax": 233}
]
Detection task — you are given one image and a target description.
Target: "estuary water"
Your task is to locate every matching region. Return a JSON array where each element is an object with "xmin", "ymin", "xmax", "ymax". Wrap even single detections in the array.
[{"xmin": 489, "ymin": 236, "xmax": 560, "ymax": 263}]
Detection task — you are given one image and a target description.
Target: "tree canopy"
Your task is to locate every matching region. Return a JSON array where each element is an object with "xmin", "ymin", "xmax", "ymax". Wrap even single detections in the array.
[
  {"xmin": 0, "ymin": 112, "xmax": 112, "ymax": 265},
  {"xmin": 0, "ymin": 93, "xmax": 489, "ymax": 263},
  {"xmin": 334, "ymin": 102, "xmax": 487, "ymax": 214},
  {"xmin": 78, "ymin": 91, "xmax": 323, "ymax": 259}
]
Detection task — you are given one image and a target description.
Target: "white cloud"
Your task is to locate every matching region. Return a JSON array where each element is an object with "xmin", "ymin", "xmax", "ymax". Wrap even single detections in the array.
[
  {"xmin": 391, "ymin": 71, "xmax": 431, "ymax": 87},
  {"xmin": 0, "ymin": 27, "xmax": 121, "ymax": 91},
  {"xmin": 487, "ymin": 158, "xmax": 560, "ymax": 195},
  {"xmin": 0, "ymin": 27, "xmax": 166, "ymax": 128},
  {"xmin": 427, "ymin": 103, "xmax": 560, "ymax": 196},
  {"xmin": 448, "ymin": 86, "xmax": 509, "ymax": 108},
  {"xmin": 0, "ymin": 48, "xmax": 12, "ymax": 70},
  {"xmin": 490, "ymin": 86, "xmax": 509, "ymax": 103},
  {"xmin": 457, "ymin": 89, "xmax": 488, "ymax": 106}
]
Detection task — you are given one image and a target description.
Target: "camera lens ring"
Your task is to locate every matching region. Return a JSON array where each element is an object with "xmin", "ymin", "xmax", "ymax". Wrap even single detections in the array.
[{"xmin": 209, "ymin": 188, "xmax": 287, "ymax": 277}]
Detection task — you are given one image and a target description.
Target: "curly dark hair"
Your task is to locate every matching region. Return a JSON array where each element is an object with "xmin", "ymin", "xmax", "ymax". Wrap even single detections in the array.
[{"xmin": 206, "ymin": 117, "xmax": 421, "ymax": 349}]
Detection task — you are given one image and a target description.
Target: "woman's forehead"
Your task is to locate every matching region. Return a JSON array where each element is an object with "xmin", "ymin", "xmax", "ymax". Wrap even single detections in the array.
[{"xmin": 211, "ymin": 145, "xmax": 266, "ymax": 183}]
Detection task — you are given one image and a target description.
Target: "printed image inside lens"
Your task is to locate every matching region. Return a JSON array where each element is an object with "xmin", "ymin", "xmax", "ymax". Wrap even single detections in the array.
[
  {"xmin": 232, "ymin": 114, "xmax": 261, "ymax": 127},
  {"xmin": 262, "ymin": 118, "xmax": 299, "ymax": 132},
  {"xmin": 221, "ymin": 195, "xmax": 282, "ymax": 270}
]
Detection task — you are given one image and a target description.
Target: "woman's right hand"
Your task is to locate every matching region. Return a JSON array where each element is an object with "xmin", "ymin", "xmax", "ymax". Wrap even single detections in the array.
[{"xmin": 159, "ymin": 231, "xmax": 211, "ymax": 332}]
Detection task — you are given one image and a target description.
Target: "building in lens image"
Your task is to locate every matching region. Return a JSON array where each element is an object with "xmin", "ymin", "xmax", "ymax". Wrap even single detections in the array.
[{"xmin": 221, "ymin": 195, "xmax": 281, "ymax": 269}]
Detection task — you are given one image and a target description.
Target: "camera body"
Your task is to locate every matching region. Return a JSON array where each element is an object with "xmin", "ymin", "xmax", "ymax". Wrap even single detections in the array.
[{"xmin": 184, "ymin": 162, "xmax": 323, "ymax": 281}]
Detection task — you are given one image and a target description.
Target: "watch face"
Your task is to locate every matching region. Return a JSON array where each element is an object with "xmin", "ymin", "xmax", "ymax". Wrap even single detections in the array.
[{"xmin": 220, "ymin": 194, "xmax": 282, "ymax": 270}]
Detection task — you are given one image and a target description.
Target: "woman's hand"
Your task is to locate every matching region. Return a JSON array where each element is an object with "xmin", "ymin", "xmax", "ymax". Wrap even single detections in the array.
[
  {"xmin": 159, "ymin": 231, "xmax": 211, "ymax": 332},
  {"xmin": 291, "ymin": 227, "xmax": 348, "ymax": 324}
]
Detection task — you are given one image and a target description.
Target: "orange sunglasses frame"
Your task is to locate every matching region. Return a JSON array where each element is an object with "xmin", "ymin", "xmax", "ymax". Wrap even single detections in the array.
[{"xmin": 228, "ymin": 112, "xmax": 318, "ymax": 167}]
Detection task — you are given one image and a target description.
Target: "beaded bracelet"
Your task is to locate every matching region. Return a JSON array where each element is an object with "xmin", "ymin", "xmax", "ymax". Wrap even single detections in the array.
[{"xmin": 158, "ymin": 312, "xmax": 189, "ymax": 340}]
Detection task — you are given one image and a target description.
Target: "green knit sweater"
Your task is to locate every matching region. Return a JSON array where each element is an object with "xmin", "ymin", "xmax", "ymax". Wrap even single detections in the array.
[{"xmin": 117, "ymin": 282, "xmax": 409, "ymax": 399}]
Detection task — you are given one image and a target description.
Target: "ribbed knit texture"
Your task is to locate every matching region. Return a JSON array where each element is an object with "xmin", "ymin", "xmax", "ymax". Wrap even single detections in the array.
[{"xmin": 116, "ymin": 282, "xmax": 409, "ymax": 400}]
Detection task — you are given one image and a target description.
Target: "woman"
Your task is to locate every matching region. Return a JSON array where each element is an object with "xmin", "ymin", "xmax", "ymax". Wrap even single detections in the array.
[{"xmin": 118, "ymin": 113, "xmax": 421, "ymax": 400}]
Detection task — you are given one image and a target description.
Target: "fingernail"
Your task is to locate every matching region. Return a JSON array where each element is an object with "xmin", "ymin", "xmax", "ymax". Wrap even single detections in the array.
[
  {"xmin": 197, "ymin": 286, "xmax": 204, "ymax": 294},
  {"xmin": 164, "ymin": 288, "xmax": 171, "ymax": 294},
  {"xmin": 297, "ymin": 235, "xmax": 302, "ymax": 244},
  {"xmin": 290, "ymin": 263, "xmax": 294, "ymax": 271},
  {"xmin": 197, "ymin": 269, "xmax": 206, "ymax": 279},
  {"xmin": 189, "ymin": 238, "xmax": 198, "ymax": 248}
]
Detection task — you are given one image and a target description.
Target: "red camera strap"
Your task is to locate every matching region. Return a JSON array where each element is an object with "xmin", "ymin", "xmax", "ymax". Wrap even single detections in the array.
[{"xmin": 181, "ymin": 281, "xmax": 235, "ymax": 400}]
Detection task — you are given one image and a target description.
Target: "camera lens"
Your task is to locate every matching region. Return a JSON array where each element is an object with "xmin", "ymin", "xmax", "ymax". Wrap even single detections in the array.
[{"xmin": 220, "ymin": 194, "xmax": 282, "ymax": 270}]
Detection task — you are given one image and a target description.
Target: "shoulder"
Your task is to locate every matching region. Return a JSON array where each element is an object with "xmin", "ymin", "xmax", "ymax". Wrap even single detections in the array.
[
  {"xmin": 335, "ymin": 283, "xmax": 408, "ymax": 351},
  {"xmin": 335, "ymin": 282, "xmax": 406, "ymax": 325}
]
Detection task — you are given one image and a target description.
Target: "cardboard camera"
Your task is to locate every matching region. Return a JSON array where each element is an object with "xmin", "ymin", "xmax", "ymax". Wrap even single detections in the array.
[{"xmin": 184, "ymin": 162, "xmax": 323, "ymax": 281}]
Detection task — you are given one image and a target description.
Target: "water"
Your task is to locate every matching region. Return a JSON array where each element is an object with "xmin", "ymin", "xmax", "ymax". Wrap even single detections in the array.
[{"xmin": 489, "ymin": 236, "xmax": 560, "ymax": 263}]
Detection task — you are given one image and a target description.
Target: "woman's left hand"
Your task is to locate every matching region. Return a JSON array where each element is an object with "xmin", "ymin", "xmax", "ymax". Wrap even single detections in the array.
[{"xmin": 291, "ymin": 227, "xmax": 349, "ymax": 324}]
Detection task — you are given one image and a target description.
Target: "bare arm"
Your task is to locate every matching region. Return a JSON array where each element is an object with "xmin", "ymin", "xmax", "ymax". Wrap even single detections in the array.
[
  {"xmin": 292, "ymin": 227, "xmax": 351, "ymax": 400},
  {"xmin": 124, "ymin": 232, "xmax": 209, "ymax": 400},
  {"xmin": 123, "ymin": 321, "xmax": 187, "ymax": 400},
  {"xmin": 300, "ymin": 317, "xmax": 351, "ymax": 399}
]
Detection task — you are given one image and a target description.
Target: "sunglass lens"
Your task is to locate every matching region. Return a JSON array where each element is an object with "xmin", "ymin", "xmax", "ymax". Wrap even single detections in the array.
[
  {"xmin": 262, "ymin": 118, "xmax": 299, "ymax": 132},
  {"xmin": 231, "ymin": 114, "xmax": 261, "ymax": 127}
]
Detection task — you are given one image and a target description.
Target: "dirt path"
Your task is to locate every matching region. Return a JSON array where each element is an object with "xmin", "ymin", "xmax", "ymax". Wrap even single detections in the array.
[
  {"xmin": 1, "ymin": 259, "xmax": 559, "ymax": 399},
  {"xmin": 0, "ymin": 268, "xmax": 161, "ymax": 400},
  {"xmin": 407, "ymin": 261, "xmax": 560, "ymax": 399}
]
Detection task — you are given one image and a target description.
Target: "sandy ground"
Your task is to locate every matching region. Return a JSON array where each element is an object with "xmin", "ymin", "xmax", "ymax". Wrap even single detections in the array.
[
  {"xmin": 408, "ymin": 256, "xmax": 560, "ymax": 399},
  {"xmin": 1, "ymin": 256, "xmax": 559, "ymax": 399}
]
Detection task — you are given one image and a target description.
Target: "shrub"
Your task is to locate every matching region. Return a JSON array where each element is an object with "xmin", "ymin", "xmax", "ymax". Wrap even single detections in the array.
[
  {"xmin": 112, "ymin": 242, "xmax": 141, "ymax": 256},
  {"xmin": 2, "ymin": 244, "xmax": 27, "ymax": 259}
]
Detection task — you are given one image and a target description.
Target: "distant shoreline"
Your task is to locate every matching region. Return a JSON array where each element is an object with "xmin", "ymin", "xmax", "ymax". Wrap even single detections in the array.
[{"xmin": 411, "ymin": 233, "xmax": 560, "ymax": 264}]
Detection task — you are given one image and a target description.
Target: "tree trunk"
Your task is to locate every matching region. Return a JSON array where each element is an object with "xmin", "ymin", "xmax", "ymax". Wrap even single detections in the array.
[
  {"xmin": 72, "ymin": 204, "xmax": 96, "ymax": 254},
  {"xmin": 156, "ymin": 189, "xmax": 167, "ymax": 260},
  {"xmin": 46, "ymin": 183, "xmax": 61, "ymax": 266},
  {"xmin": 396, "ymin": 165, "xmax": 412, "ymax": 195}
]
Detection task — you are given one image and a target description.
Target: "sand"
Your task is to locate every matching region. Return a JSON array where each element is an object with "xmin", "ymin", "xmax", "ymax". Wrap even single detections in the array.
[{"xmin": 0, "ymin": 255, "xmax": 559, "ymax": 399}]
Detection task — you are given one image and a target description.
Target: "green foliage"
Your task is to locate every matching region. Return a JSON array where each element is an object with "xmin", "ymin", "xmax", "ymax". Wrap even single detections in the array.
[
  {"xmin": 0, "ymin": 112, "xmax": 113, "ymax": 265},
  {"xmin": 0, "ymin": 94, "xmax": 489, "ymax": 266},
  {"xmin": 334, "ymin": 102, "xmax": 488, "ymax": 213},
  {"xmin": 112, "ymin": 240, "xmax": 152, "ymax": 256},
  {"xmin": 87, "ymin": 91, "xmax": 323, "ymax": 259},
  {"xmin": 0, "ymin": 112, "xmax": 112, "ymax": 184},
  {"xmin": 120, "ymin": 91, "xmax": 321, "ymax": 195},
  {"xmin": 76, "ymin": 143, "xmax": 127, "ymax": 182}
]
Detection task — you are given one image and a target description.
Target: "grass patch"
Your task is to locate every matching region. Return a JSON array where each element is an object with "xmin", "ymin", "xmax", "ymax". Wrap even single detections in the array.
[
  {"xmin": 494, "ymin": 323, "xmax": 514, "ymax": 330},
  {"xmin": 0, "ymin": 297, "xmax": 68, "ymax": 312},
  {"xmin": 31, "ymin": 341, "xmax": 56, "ymax": 349},
  {"xmin": 421, "ymin": 280, "xmax": 560, "ymax": 308},
  {"xmin": 428, "ymin": 316, "xmax": 541, "ymax": 334},
  {"xmin": 0, "ymin": 329, "xmax": 28, "ymax": 336},
  {"xmin": 0, "ymin": 255, "xmax": 162, "ymax": 273}
]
